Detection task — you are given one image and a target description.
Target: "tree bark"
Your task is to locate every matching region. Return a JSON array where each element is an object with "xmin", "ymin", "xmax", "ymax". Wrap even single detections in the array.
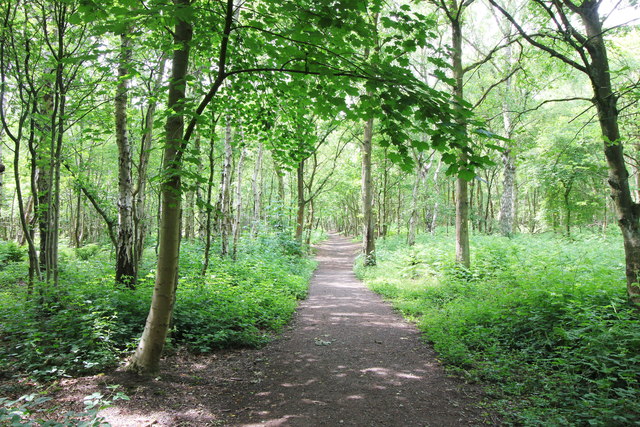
[
  {"xmin": 127, "ymin": 0, "xmax": 193, "ymax": 374},
  {"xmin": 362, "ymin": 118, "xmax": 376, "ymax": 265},
  {"xmin": 218, "ymin": 117, "xmax": 233, "ymax": 256},
  {"xmin": 183, "ymin": 136, "xmax": 200, "ymax": 240},
  {"xmin": 134, "ymin": 57, "xmax": 167, "ymax": 272},
  {"xmin": 581, "ymin": 7, "xmax": 640, "ymax": 303},
  {"xmin": 115, "ymin": 30, "xmax": 136, "ymax": 287},
  {"xmin": 496, "ymin": 16, "xmax": 516, "ymax": 237},
  {"xmin": 295, "ymin": 160, "xmax": 305, "ymax": 243},
  {"xmin": 250, "ymin": 143, "xmax": 263, "ymax": 235},
  {"xmin": 499, "ymin": 147, "xmax": 516, "ymax": 236},
  {"xmin": 451, "ymin": 17, "xmax": 470, "ymax": 268},
  {"xmin": 232, "ymin": 146, "xmax": 245, "ymax": 259},
  {"xmin": 202, "ymin": 115, "xmax": 218, "ymax": 275}
]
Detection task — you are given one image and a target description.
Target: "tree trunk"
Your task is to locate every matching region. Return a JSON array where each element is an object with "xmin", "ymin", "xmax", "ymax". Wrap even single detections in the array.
[
  {"xmin": 381, "ymin": 152, "xmax": 389, "ymax": 238},
  {"xmin": 497, "ymin": 20, "xmax": 516, "ymax": 237},
  {"xmin": 362, "ymin": 118, "xmax": 376, "ymax": 265},
  {"xmin": 202, "ymin": 116, "xmax": 218, "ymax": 275},
  {"xmin": 295, "ymin": 160, "xmax": 305, "ymax": 243},
  {"xmin": 115, "ymin": 30, "xmax": 136, "ymax": 287},
  {"xmin": 127, "ymin": 1, "xmax": 193, "ymax": 374},
  {"xmin": 499, "ymin": 148, "xmax": 516, "ymax": 236},
  {"xmin": 408, "ymin": 152, "xmax": 429, "ymax": 246},
  {"xmin": 73, "ymin": 187, "xmax": 82, "ymax": 247},
  {"xmin": 250, "ymin": 143, "xmax": 263, "ymax": 235},
  {"xmin": 305, "ymin": 198, "xmax": 315, "ymax": 245},
  {"xmin": 564, "ymin": 186, "xmax": 571, "ymax": 237},
  {"xmin": 231, "ymin": 146, "xmax": 245, "ymax": 259},
  {"xmin": 580, "ymin": 6, "xmax": 640, "ymax": 303},
  {"xmin": 218, "ymin": 117, "xmax": 233, "ymax": 256},
  {"xmin": 451, "ymin": 18, "xmax": 470, "ymax": 268},
  {"xmin": 134, "ymin": 57, "xmax": 167, "ymax": 272}
]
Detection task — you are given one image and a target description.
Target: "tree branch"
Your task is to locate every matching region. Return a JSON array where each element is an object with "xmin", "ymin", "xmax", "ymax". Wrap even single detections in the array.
[{"xmin": 487, "ymin": 0, "xmax": 588, "ymax": 73}]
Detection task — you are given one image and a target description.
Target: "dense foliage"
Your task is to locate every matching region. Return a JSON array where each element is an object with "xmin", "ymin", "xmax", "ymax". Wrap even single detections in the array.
[
  {"xmin": 356, "ymin": 231, "xmax": 640, "ymax": 425},
  {"xmin": 0, "ymin": 0, "xmax": 638, "ymax": 421},
  {"xmin": 0, "ymin": 232, "xmax": 315, "ymax": 383}
]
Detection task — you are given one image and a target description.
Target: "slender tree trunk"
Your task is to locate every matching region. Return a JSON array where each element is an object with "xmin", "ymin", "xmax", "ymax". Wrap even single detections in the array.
[
  {"xmin": 115, "ymin": 30, "xmax": 136, "ymax": 287},
  {"xmin": 381, "ymin": 152, "xmax": 389, "ymax": 237},
  {"xmin": 362, "ymin": 118, "xmax": 376, "ymax": 265},
  {"xmin": 202, "ymin": 116, "xmax": 217, "ymax": 275},
  {"xmin": 48, "ymin": 62, "xmax": 65, "ymax": 287},
  {"xmin": 35, "ymin": 100, "xmax": 52, "ymax": 275},
  {"xmin": 408, "ymin": 152, "xmax": 429, "ymax": 246},
  {"xmin": 275, "ymin": 163, "xmax": 286, "ymax": 206},
  {"xmin": 73, "ymin": 187, "xmax": 82, "ymax": 247},
  {"xmin": 497, "ymin": 22, "xmax": 516, "ymax": 237},
  {"xmin": 250, "ymin": 143, "xmax": 263, "ymax": 235},
  {"xmin": 127, "ymin": 1, "xmax": 193, "ymax": 374},
  {"xmin": 452, "ymin": 18, "xmax": 470, "ymax": 268},
  {"xmin": 183, "ymin": 135, "xmax": 200, "ymax": 240},
  {"xmin": 564, "ymin": 186, "xmax": 572, "ymax": 237},
  {"xmin": 218, "ymin": 117, "xmax": 233, "ymax": 256},
  {"xmin": 499, "ymin": 147, "xmax": 516, "ymax": 237},
  {"xmin": 634, "ymin": 148, "xmax": 640, "ymax": 203},
  {"xmin": 305, "ymin": 198, "xmax": 315, "ymax": 246},
  {"xmin": 295, "ymin": 160, "xmax": 305, "ymax": 243},
  {"xmin": 12, "ymin": 127, "xmax": 41, "ymax": 288},
  {"xmin": 134, "ymin": 57, "xmax": 167, "ymax": 272},
  {"xmin": 231, "ymin": 146, "xmax": 245, "ymax": 259},
  {"xmin": 430, "ymin": 158, "xmax": 442, "ymax": 234}
]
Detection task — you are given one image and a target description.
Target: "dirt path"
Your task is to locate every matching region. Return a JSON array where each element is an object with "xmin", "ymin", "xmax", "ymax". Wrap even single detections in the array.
[
  {"xmin": 57, "ymin": 234, "xmax": 490, "ymax": 426},
  {"xmin": 225, "ymin": 233, "xmax": 487, "ymax": 426}
]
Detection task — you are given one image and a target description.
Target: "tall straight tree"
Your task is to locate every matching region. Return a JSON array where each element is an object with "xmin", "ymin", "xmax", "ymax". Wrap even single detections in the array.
[
  {"xmin": 361, "ymin": 11, "xmax": 379, "ymax": 266},
  {"xmin": 115, "ymin": 29, "xmax": 136, "ymax": 287},
  {"xmin": 488, "ymin": 0, "xmax": 640, "ymax": 303},
  {"xmin": 431, "ymin": 0, "xmax": 472, "ymax": 267},
  {"xmin": 361, "ymin": 117, "xmax": 376, "ymax": 265},
  {"xmin": 0, "ymin": 0, "xmax": 42, "ymax": 287},
  {"xmin": 217, "ymin": 116, "xmax": 234, "ymax": 256},
  {"xmin": 34, "ymin": 0, "xmax": 96, "ymax": 285},
  {"xmin": 127, "ymin": 0, "xmax": 193, "ymax": 374}
]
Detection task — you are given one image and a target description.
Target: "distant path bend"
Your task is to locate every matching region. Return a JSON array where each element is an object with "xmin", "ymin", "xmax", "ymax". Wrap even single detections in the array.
[{"xmin": 229, "ymin": 233, "xmax": 487, "ymax": 426}]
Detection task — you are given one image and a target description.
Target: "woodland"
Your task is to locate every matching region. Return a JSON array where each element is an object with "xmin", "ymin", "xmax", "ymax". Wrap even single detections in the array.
[{"xmin": 0, "ymin": 0, "xmax": 639, "ymax": 424}]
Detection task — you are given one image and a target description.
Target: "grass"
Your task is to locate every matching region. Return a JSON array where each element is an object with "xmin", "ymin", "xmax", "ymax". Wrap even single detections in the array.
[{"xmin": 356, "ymin": 231, "xmax": 640, "ymax": 426}]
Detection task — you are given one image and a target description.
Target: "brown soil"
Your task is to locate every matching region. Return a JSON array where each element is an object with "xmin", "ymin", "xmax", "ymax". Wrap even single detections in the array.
[{"xmin": 41, "ymin": 234, "xmax": 495, "ymax": 426}]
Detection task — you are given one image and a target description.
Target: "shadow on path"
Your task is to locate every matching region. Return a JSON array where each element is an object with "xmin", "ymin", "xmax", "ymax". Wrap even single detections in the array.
[{"xmin": 226, "ymin": 233, "xmax": 487, "ymax": 426}]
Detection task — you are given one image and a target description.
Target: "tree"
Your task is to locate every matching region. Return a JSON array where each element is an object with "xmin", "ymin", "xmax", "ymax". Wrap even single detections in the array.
[
  {"xmin": 114, "ymin": 29, "xmax": 136, "ymax": 287},
  {"xmin": 127, "ymin": 0, "xmax": 486, "ymax": 374},
  {"xmin": 127, "ymin": 0, "xmax": 192, "ymax": 373},
  {"xmin": 488, "ymin": 0, "xmax": 640, "ymax": 302}
]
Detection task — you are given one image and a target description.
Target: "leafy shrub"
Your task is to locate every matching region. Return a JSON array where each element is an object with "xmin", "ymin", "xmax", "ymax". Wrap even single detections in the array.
[
  {"xmin": 173, "ymin": 234, "xmax": 315, "ymax": 352},
  {"xmin": 75, "ymin": 244, "xmax": 102, "ymax": 261},
  {"xmin": 360, "ymin": 232, "xmax": 640, "ymax": 425},
  {"xmin": 0, "ymin": 230, "xmax": 315, "ymax": 381},
  {"xmin": 0, "ymin": 241, "xmax": 25, "ymax": 266}
]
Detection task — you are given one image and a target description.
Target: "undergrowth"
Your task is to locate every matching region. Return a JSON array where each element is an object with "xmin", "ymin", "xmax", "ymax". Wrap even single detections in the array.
[
  {"xmin": 356, "ymin": 231, "xmax": 639, "ymax": 426},
  {"xmin": 0, "ymin": 231, "xmax": 315, "ymax": 384}
]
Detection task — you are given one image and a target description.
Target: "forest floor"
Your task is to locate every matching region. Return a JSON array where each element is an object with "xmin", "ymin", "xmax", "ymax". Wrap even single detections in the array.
[{"xmin": 45, "ymin": 233, "xmax": 496, "ymax": 426}]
